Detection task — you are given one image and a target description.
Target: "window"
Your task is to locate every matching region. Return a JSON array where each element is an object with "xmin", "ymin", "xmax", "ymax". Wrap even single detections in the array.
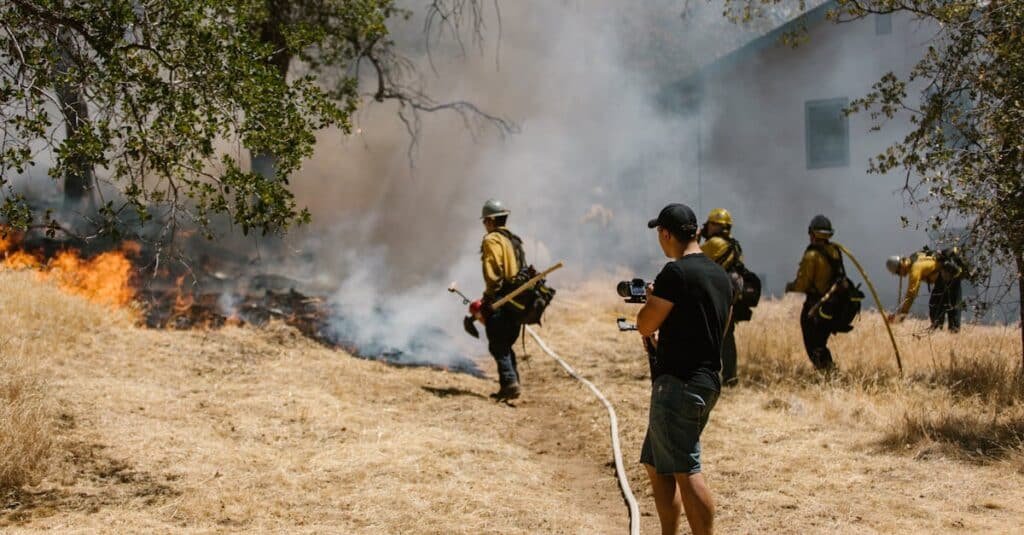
[
  {"xmin": 875, "ymin": 13, "xmax": 892, "ymax": 35},
  {"xmin": 805, "ymin": 98, "xmax": 850, "ymax": 169}
]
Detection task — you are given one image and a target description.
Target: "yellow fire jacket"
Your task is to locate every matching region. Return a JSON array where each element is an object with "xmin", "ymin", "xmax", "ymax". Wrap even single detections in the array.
[
  {"xmin": 701, "ymin": 236, "xmax": 742, "ymax": 271},
  {"xmin": 789, "ymin": 242, "xmax": 841, "ymax": 296},
  {"xmin": 481, "ymin": 228, "xmax": 520, "ymax": 299},
  {"xmin": 897, "ymin": 255, "xmax": 941, "ymax": 314}
]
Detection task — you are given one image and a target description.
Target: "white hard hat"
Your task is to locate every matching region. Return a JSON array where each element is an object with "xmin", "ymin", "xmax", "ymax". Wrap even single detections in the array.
[{"xmin": 885, "ymin": 256, "xmax": 903, "ymax": 275}]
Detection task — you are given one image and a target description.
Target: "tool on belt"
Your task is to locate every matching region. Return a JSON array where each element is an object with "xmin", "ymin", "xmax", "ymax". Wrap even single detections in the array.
[{"xmin": 448, "ymin": 262, "xmax": 563, "ymax": 338}]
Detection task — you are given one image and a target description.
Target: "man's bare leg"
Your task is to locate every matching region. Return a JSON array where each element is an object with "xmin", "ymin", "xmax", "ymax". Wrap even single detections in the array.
[
  {"xmin": 675, "ymin": 472, "xmax": 714, "ymax": 535},
  {"xmin": 644, "ymin": 463, "xmax": 682, "ymax": 535}
]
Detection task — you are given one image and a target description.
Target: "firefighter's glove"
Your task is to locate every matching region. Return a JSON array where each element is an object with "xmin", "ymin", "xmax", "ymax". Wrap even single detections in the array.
[{"xmin": 470, "ymin": 299, "xmax": 492, "ymax": 321}]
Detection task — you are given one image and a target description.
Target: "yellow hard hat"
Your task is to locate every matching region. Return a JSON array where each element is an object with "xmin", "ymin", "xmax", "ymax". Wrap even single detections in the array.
[{"xmin": 706, "ymin": 208, "xmax": 732, "ymax": 227}]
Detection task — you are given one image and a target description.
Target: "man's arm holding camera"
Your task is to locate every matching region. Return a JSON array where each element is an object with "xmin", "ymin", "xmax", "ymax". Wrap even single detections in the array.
[{"xmin": 637, "ymin": 283, "xmax": 674, "ymax": 337}]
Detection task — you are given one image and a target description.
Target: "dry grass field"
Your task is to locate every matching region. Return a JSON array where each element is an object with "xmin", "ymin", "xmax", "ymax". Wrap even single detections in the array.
[
  {"xmin": 0, "ymin": 335, "xmax": 53, "ymax": 490},
  {"xmin": 549, "ymin": 280, "xmax": 1024, "ymax": 533},
  {"xmin": 1, "ymin": 270, "xmax": 1023, "ymax": 533}
]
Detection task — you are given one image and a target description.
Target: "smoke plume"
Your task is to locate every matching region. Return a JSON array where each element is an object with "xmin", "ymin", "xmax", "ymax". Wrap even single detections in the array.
[{"xmin": 267, "ymin": 0, "xmax": 1001, "ymax": 366}]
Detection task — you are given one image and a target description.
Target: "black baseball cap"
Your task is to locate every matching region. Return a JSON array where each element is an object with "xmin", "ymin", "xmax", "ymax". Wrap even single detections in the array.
[{"xmin": 647, "ymin": 203, "xmax": 698, "ymax": 238}]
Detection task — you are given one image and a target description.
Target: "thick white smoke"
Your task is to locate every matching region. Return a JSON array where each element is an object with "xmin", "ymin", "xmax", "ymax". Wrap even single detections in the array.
[
  {"xmin": 275, "ymin": 1, "xmax": 721, "ymax": 363},
  {"xmin": 267, "ymin": 0, "xmax": 1002, "ymax": 365}
]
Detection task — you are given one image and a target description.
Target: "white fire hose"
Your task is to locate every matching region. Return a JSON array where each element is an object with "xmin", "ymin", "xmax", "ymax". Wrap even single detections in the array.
[{"xmin": 524, "ymin": 326, "xmax": 641, "ymax": 535}]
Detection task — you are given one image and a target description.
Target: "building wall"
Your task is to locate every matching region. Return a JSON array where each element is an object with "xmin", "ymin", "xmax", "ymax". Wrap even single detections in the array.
[{"xmin": 692, "ymin": 12, "xmax": 944, "ymax": 316}]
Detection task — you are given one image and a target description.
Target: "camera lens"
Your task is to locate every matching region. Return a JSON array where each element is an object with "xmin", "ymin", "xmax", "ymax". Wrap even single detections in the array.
[{"xmin": 616, "ymin": 281, "xmax": 633, "ymax": 298}]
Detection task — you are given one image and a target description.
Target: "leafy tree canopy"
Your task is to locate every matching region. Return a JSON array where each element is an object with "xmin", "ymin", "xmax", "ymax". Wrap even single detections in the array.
[{"xmin": 1, "ymin": 0, "xmax": 506, "ymax": 242}]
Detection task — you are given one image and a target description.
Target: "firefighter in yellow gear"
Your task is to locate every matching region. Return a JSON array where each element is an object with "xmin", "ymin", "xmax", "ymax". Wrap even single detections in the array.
[
  {"xmin": 481, "ymin": 225, "xmax": 520, "ymax": 301},
  {"xmin": 479, "ymin": 199, "xmax": 525, "ymax": 399},
  {"xmin": 785, "ymin": 215, "xmax": 842, "ymax": 370},
  {"xmin": 700, "ymin": 207, "xmax": 743, "ymax": 385},
  {"xmin": 700, "ymin": 208, "xmax": 741, "ymax": 270},
  {"xmin": 885, "ymin": 251, "xmax": 962, "ymax": 332}
]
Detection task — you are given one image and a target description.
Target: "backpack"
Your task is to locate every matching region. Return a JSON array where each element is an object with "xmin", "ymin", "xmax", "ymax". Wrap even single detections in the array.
[
  {"xmin": 807, "ymin": 244, "xmax": 864, "ymax": 333},
  {"xmin": 714, "ymin": 238, "xmax": 761, "ymax": 322},
  {"xmin": 731, "ymin": 263, "xmax": 762, "ymax": 323},
  {"xmin": 493, "ymin": 229, "xmax": 556, "ymax": 325},
  {"xmin": 928, "ymin": 245, "xmax": 969, "ymax": 281}
]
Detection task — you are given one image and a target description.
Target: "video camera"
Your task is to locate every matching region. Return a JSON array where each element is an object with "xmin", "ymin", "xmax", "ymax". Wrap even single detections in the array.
[
  {"xmin": 615, "ymin": 278, "xmax": 649, "ymax": 333},
  {"xmin": 614, "ymin": 279, "xmax": 657, "ymax": 368},
  {"xmin": 616, "ymin": 278, "xmax": 649, "ymax": 304},
  {"xmin": 614, "ymin": 279, "xmax": 657, "ymax": 366}
]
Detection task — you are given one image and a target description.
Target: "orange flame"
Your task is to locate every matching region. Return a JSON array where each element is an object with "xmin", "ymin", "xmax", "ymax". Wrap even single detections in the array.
[
  {"xmin": 172, "ymin": 275, "xmax": 195, "ymax": 314},
  {"xmin": 0, "ymin": 226, "xmax": 138, "ymax": 308},
  {"xmin": 3, "ymin": 250, "xmax": 42, "ymax": 270},
  {"xmin": 0, "ymin": 227, "xmax": 41, "ymax": 270},
  {"xmin": 47, "ymin": 250, "xmax": 136, "ymax": 307},
  {"xmin": 0, "ymin": 228, "xmax": 28, "ymax": 254}
]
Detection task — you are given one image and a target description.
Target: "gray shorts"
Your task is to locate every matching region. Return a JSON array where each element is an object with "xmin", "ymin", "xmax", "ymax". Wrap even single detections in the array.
[{"xmin": 640, "ymin": 374, "xmax": 718, "ymax": 474}]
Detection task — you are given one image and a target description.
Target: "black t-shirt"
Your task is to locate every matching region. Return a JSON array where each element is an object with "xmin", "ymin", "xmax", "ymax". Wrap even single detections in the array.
[{"xmin": 650, "ymin": 253, "xmax": 733, "ymax": 390}]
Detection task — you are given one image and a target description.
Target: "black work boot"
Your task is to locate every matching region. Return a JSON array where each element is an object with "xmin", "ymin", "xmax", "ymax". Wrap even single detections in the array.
[{"xmin": 492, "ymin": 382, "xmax": 521, "ymax": 400}]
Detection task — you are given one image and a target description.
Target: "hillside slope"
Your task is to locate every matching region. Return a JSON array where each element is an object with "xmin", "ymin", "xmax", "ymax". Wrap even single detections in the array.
[
  {"xmin": 2, "ymin": 271, "xmax": 1023, "ymax": 533},
  {"xmin": 0, "ymin": 271, "xmax": 625, "ymax": 533}
]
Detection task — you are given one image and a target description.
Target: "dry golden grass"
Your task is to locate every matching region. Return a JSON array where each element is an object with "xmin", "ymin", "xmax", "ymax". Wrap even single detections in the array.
[
  {"xmin": 736, "ymin": 294, "xmax": 1024, "ymax": 463},
  {"xmin": 538, "ymin": 279, "xmax": 1024, "ymax": 533},
  {"xmin": 2, "ymin": 270, "xmax": 1023, "ymax": 534},
  {"xmin": 0, "ymin": 270, "xmax": 624, "ymax": 533},
  {"xmin": 0, "ymin": 269, "xmax": 135, "ymax": 494},
  {"xmin": 0, "ymin": 345, "xmax": 53, "ymax": 490}
]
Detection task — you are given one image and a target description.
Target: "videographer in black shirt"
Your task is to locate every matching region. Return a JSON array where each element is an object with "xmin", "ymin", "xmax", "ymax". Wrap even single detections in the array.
[{"xmin": 636, "ymin": 203, "xmax": 732, "ymax": 535}]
